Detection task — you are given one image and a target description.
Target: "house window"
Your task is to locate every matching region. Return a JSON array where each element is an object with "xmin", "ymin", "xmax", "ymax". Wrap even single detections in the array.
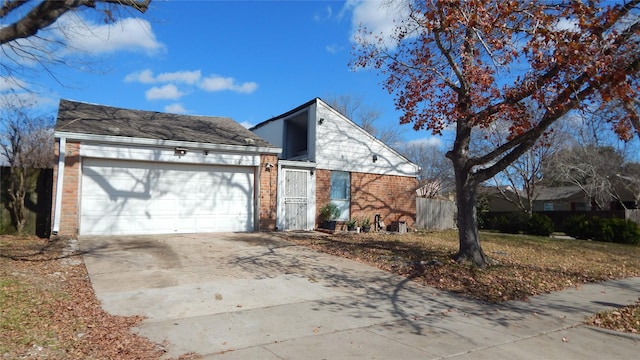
[
  {"xmin": 543, "ymin": 202, "xmax": 554, "ymax": 211},
  {"xmin": 330, "ymin": 171, "xmax": 350, "ymax": 221}
]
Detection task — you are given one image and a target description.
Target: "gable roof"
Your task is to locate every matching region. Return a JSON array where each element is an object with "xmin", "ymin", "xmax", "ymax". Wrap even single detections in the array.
[
  {"xmin": 55, "ymin": 99, "xmax": 274, "ymax": 148},
  {"xmin": 251, "ymin": 97, "xmax": 418, "ymax": 170},
  {"xmin": 534, "ymin": 186, "xmax": 583, "ymax": 201}
]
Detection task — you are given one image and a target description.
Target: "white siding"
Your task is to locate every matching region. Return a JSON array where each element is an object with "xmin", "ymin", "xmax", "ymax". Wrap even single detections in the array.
[
  {"xmin": 251, "ymin": 99, "xmax": 418, "ymax": 177},
  {"xmin": 80, "ymin": 143, "xmax": 259, "ymax": 166},
  {"xmin": 314, "ymin": 101, "xmax": 418, "ymax": 177},
  {"xmin": 80, "ymin": 158, "xmax": 254, "ymax": 235}
]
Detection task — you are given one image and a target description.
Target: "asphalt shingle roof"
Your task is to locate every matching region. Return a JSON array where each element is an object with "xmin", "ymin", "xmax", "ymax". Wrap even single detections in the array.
[
  {"xmin": 55, "ymin": 99, "xmax": 275, "ymax": 148},
  {"xmin": 533, "ymin": 186, "xmax": 583, "ymax": 201}
]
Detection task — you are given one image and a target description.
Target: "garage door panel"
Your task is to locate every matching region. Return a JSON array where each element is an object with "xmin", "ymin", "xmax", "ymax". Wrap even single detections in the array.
[{"xmin": 80, "ymin": 158, "xmax": 254, "ymax": 235}]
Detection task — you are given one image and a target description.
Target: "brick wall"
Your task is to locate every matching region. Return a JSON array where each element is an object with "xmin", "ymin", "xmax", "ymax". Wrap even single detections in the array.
[
  {"xmin": 315, "ymin": 169, "xmax": 417, "ymax": 229},
  {"xmin": 351, "ymin": 172, "xmax": 417, "ymax": 229},
  {"xmin": 315, "ymin": 169, "xmax": 331, "ymax": 226},
  {"xmin": 258, "ymin": 154, "xmax": 278, "ymax": 231},
  {"xmin": 51, "ymin": 141, "xmax": 81, "ymax": 236}
]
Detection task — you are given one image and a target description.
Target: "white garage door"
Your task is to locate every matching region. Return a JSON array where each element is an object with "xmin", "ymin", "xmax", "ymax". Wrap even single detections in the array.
[{"xmin": 80, "ymin": 158, "xmax": 254, "ymax": 235}]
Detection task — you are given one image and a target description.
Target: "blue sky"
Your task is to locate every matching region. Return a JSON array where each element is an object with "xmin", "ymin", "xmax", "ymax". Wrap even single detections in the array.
[
  {"xmin": 1, "ymin": 0, "xmax": 637, "ymax": 158},
  {"xmin": 0, "ymin": 0, "xmax": 441, "ymax": 148}
]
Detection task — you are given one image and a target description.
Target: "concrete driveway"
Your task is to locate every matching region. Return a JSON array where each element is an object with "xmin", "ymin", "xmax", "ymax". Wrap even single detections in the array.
[{"xmin": 79, "ymin": 233, "xmax": 640, "ymax": 359}]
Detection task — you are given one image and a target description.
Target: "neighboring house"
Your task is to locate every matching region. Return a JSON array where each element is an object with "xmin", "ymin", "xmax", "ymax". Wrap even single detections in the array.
[
  {"xmin": 533, "ymin": 185, "xmax": 639, "ymax": 211},
  {"xmin": 51, "ymin": 99, "xmax": 281, "ymax": 236},
  {"xmin": 481, "ymin": 184, "xmax": 639, "ymax": 213},
  {"xmin": 251, "ymin": 98, "xmax": 419, "ymax": 231},
  {"xmin": 531, "ymin": 186, "xmax": 587, "ymax": 212},
  {"xmin": 478, "ymin": 185, "xmax": 522, "ymax": 212}
]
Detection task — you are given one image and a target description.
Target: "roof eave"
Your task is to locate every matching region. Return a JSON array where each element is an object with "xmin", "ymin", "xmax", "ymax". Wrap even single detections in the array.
[{"xmin": 54, "ymin": 131, "xmax": 282, "ymax": 155}]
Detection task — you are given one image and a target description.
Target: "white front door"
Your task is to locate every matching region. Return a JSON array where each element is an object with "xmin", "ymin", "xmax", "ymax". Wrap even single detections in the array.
[
  {"xmin": 283, "ymin": 169, "xmax": 308, "ymax": 230},
  {"xmin": 277, "ymin": 164, "xmax": 315, "ymax": 231},
  {"xmin": 80, "ymin": 158, "xmax": 254, "ymax": 235}
]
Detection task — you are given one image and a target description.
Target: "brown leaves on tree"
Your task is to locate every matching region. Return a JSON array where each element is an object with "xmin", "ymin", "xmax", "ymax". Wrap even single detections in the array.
[{"xmin": 351, "ymin": 0, "xmax": 639, "ymax": 268}]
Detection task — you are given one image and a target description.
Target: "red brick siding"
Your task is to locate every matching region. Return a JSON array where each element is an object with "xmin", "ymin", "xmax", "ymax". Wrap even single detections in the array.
[
  {"xmin": 315, "ymin": 169, "xmax": 417, "ymax": 229},
  {"xmin": 51, "ymin": 141, "xmax": 81, "ymax": 236},
  {"xmin": 315, "ymin": 169, "xmax": 331, "ymax": 226},
  {"xmin": 258, "ymin": 154, "xmax": 278, "ymax": 231},
  {"xmin": 351, "ymin": 172, "xmax": 417, "ymax": 229}
]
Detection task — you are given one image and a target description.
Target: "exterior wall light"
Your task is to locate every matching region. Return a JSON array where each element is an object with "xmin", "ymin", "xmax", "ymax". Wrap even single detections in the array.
[
  {"xmin": 175, "ymin": 147, "xmax": 188, "ymax": 156},
  {"xmin": 318, "ymin": 118, "xmax": 325, "ymax": 125},
  {"xmin": 372, "ymin": 154, "xmax": 378, "ymax": 163}
]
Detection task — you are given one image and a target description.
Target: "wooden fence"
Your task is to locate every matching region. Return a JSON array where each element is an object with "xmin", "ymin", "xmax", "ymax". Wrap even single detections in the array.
[
  {"xmin": 626, "ymin": 209, "xmax": 640, "ymax": 225},
  {"xmin": 0, "ymin": 167, "xmax": 53, "ymax": 237},
  {"xmin": 416, "ymin": 198, "xmax": 456, "ymax": 230}
]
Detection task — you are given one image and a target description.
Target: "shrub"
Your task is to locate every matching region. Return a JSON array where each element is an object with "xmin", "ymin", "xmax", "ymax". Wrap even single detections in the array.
[
  {"xmin": 319, "ymin": 203, "xmax": 340, "ymax": 222},
  {"xmin": 608, "ymin": 218, "xmax": 640, "ymax": 245},
  {"xmin": 476, "ymin": 195, "xmax": 491, "ymax": 229},
  {"xmin": 564, "ymin": 215, "xmax": 591, "ymax": 240},
  {"xmin": 564, "ymin": 215, "xmax": 640, "ymax": 245},
  {"xmin": 526, "ymin": 213, "xmax": 554, "ymax": 237},
  {"xmin": 590, "ymin": 217, "xmax": 615, "ymax": 243},
  {"xmin": 496, "ymin": 212, "xmax": 529, "ymax": 234}
]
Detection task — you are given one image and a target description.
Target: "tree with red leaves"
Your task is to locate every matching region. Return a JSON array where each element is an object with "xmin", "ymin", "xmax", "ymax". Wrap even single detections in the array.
[{"xmin": 353, "ymin": 0, "xmax": 639, "ymax": 267}]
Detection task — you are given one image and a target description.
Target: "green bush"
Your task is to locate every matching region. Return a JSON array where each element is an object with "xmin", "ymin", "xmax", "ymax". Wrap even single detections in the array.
[
  {"xmin": 526, "ymin": 213, "xmax": 555, "ymax": 237},
  {"xmin": 476, "ymin": 195, "xmax": 491, "ymax": 229},
  {"xmin": 608, "ymin": 218, "xmax": 640, "ymax": 245},
  {"xmin": 496, "ymin": 212, "xmax": 529, "ymax": 234},
  {"xmin": 564, "ymin": 215, "xmax": 591, "ymax": 240},
  {"xmin": 564, "ymin": 215, "xmax": 640, "ymax": 245}
]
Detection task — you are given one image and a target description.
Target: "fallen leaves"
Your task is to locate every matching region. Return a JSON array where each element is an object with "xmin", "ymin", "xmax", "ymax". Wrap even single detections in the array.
[
  {"xmin": 586, "ymin": 299, "xmax": 640, "ymax": 334},
  {"xmin": 0, "ymin": 236, "xmax": 165, "ymax": 359}
]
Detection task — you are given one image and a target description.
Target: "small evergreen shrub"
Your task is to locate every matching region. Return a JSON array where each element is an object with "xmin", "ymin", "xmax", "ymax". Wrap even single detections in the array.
[
  {"xmin": 496, "ymin": 212, "xmax": 529, "ymax": 234},
  {"xmin": 608, "ymin": 218, "xmax": 640, "ymax": 245},
  {"xmin": 564, "ymin": 215, "xmax": 640, "ymax": 245},
  {"xmin": 526, "ymin": 213, "xmax": 554, "ymax": 237},
  {"xmin": 476, "ymin": 195, "xmax": 491, "ymax": 229},
  {"xmin": 564, "ymin": 215, "xmax": 591, "ymax": 240}
]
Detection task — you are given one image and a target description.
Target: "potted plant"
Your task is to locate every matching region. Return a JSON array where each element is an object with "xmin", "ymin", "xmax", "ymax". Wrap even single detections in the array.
[
  {"xmin": 360, "ymin": 217, "xmax": 371, "ymax": 233},
  {"xmin": 346, "ymin": 218, "xmax": 357, "ymax": 231},
  {"xmin": 319, "ymin": 203, "xmax": 340, "ymax": 230}
]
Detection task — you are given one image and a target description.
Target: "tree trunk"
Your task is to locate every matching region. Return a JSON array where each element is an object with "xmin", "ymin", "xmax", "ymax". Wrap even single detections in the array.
[
  {"xmin": 7, "ymin": 167, "xmax": 27, "ymax": 235},
  {"xmin": 453, "ymin": 170, "xmax": 490, "ymax": 267}
]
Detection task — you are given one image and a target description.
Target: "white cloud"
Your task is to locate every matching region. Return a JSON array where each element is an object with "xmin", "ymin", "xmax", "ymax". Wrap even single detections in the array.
[
  {"xmin": 157, "ymin": 70, "xmax": 201, "ymax": 85},
  {"xmin": 125, "ymin": 69, "xmax": 202, "ymax": 84},
  {"xmin": 345, "ymin": 0, "xmax": 412, "ymax": 48},
  {"xmin": 0, "ymin": 76, "xmax": 26, "ymax": 92},
  {"xmin": 314, "ymin": 5, "xmax": 334, "ymax": 22},
  {"xmin": 325, "ymin": 44, "xmax": 341, "ymax": 54},
  {"xmin": 0, "ymin": 91, "xmax": 56, "ymax": 111},
  {"xmin": 145, "ymin": 84, "xmax": 185, "ymax": 100},
  {"xmin": 55, "ymin": 14, "xmax": 165, "ymax": 55},
  {"xmin": 164, "ymin": 103, "xmax": 188, "ymax": 114},
  {"xmin": 239, "ymin": 121, "xmax": 254, "ymax": 129},
  {"xmin": 125, "ymin": 69, "xmax": 258, "ymax": 101},
  {"xmin": 199, "ymin": 75, "xmax": 258, "ymax": 94},
  {"xmin": 124, "ymin": 69, "xmax": 156, "ymax": 83},
  {"xmin": 405, "ymin": 137, "xmax": 442, "ymax": 148}
]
